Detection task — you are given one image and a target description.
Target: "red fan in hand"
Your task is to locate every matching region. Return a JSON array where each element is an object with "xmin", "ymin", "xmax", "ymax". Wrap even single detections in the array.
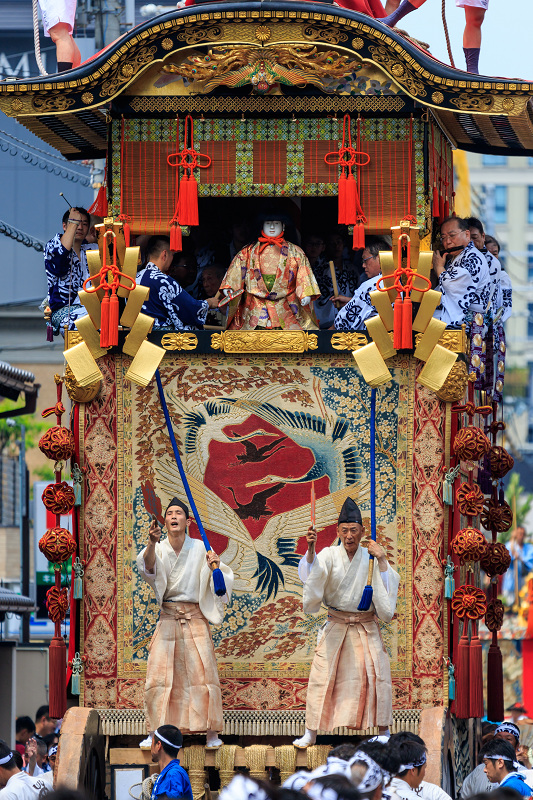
[{"xmin": 141, "ymin": 480, "xmax": 165, "ymax": 526}]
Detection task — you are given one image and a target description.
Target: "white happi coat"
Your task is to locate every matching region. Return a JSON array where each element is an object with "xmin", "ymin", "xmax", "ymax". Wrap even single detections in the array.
[{"xmin": 300, "ymin": 544, "xmax": 399, "ymax": 731}]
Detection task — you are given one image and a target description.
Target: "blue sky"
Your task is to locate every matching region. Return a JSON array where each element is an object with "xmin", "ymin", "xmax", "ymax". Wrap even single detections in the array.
[{"xmin": 394, "ymin": 0, "xmax": 531, "ymax": 80}]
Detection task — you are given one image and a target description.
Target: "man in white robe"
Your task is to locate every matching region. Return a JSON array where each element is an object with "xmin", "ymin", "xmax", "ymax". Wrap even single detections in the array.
[
  {"xmin": 136, "ymin": 497, "xmax": 233, "ymax": 749},
  {"xmin": 294, "ymin": 497, "xmax": 400, "ymax": 748}
]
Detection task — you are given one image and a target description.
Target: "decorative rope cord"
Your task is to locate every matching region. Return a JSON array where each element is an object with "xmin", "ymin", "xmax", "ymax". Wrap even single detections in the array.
[
  {"xmin": 274, "ymin": 746, "xmax": 297, "ymax": 785},
  {"xmin": 215, "ymin": 746, "xmax": 239, "ymax": 789},
  {"xmin": 32, "ymin": 0, "xmax": 48, "ymax": 76},
  {"xmin": 244, "ymin": 744, "xmax": 269, "ymax": 781},
  {"xmin": 441, "ymin": 0, "xmax": 456, "ymax": 69}
]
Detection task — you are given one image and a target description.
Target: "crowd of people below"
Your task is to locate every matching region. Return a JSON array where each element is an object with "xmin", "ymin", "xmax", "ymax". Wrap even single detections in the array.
[{"xmin": 43, "ymin": 210, "xmax": 512, "ymax": 338}]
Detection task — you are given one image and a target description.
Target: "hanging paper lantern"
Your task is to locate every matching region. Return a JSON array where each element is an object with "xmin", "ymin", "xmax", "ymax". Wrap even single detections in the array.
[
  {"xmin": 451, "ymin": 585, "xmax": 487, "ymax": 620},
  {"xmin": 39, "ymin": 426, "xmax": 76, "ymax": 461},
  {"xmin": 39, "ymin": 527, "xmax": 77, "ymax": 564},
  {"xmin": 42, "ymin": 482, "xmax": 76, "ymax": 515}
]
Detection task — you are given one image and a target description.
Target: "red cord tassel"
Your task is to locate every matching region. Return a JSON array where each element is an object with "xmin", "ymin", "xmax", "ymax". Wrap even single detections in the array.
[
  {"xmin": 108, "ymin": 292, "xmax": 119, "ymax": 347},
  {"xmin": 455, "ymin": 624, "xmax": 470, "ymax": 718},
  {"xmin": 353, "ymin": 222, "xmax": 365, "ymax": 251},
  {"xmin": 345, "ymin": 173, "xmax": 357, "ymax": 223},
  {"xmin": 48, "ymin": 635, "xmax": 67, "ymax": 719},
  {"xmin": 100, "ymin": 293, "xmax": 110, "ymax": 348},
  {"xmin": 393, "ymin": 297, "xmax": 403, "ymax": 350},
  {"xmin": 338, "ymin": 172, "xmax": 347, "ymax": 225},
  {"xmin": 444, "ymin": 199, "xmax": 450, "ymax": 217},
  {"xmin": 88, "ymin": 185, "xmax": 108, "ymax": 217},
  {"xmin": 433, "ymin": 185, "xmax": 440, "ymax": 218},
  {"xmin": 401, "ymin": 296, "xmax": 412, "ymax": 349},
  {"xmin": 123, "ymin": 221, "xmax": 130, "ymax": 247},
  {"xmin": 177, "ymin": 175, "xmax": 189, "ymax": 223},
  {"xmin": 170, "ymin": 222, "xmax": 182, "ymax": 252},
  {"xmin": 469, "ymin": 622, "xmax": 484, "ymax": 718},
  {"xmin": 439, "ymin": 193, "xmax": 445, "ymax": 221},
  {"xmin": 183, "ymin": 173, "xmax": 199, "ymax": 227},
  {"xmin": 486, "ymin": 635, "xmax": 504, "ymax": 723}
]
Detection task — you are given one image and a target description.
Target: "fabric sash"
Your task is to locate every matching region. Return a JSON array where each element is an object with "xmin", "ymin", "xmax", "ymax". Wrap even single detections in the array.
[
  {"xmin": 161, "ymin": 601, "xmax": 207, "ymax": 624},
  {"xmin": 327, "ymin": 607, "xmax": 376, "ymax": 625}
]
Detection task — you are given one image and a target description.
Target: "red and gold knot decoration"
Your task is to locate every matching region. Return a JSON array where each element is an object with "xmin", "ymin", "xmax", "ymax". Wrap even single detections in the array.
[
  {"xmin": 451, "ymin": 527, "xmax": 487, "ymax": 566},
  {"xmin": 451, "ymin": 585, "xmax": 487, "ymax": 620},
  {"xmin": 489, "ymin": 445, "xmax": 514, "ymax": 479},
  {"xmin": 480, "ymin": 542, "xmax": 511, "ymax": 578},
  {"xmin": 39, "ymin": 526, "xmax": 77, "ymax": 565},
  {"xmin": 485, "ymin": 598, "xmax": 504, "ymax": 632},
  {"xmin": 41, "ymin": 482, "xmax": 75, "ymax": 515},
  {"xmin": 453, "ymin": 426, "xmax": 491, "ymax": 462},
  {"xmin": 456, "ymin": 482, "xmax": 485, "ymax": 517},
  {"xmin": 167, "ymin": 114, "xmax": 211, "ymax": 251},
  {"xmin": 46, "ymin": 586, "xmax": 69, "ymax": 623},
  {"xmin": 324, "ymin": 115, "xmax": 369, "ymax": 250},
  {"xmin": 352, "ymin": 220, "xmax": 458, "ymax": 391},
  {"xmin": 39, "ymin": 426, "xmax": 75, "ymax": 463},
  {"xmin": 480, "ymin": 498, "xmax": 513, "ymax": 533},
  {"xmin": 64, "ymin": 219, "xmax": 165, "ymax": 389}
]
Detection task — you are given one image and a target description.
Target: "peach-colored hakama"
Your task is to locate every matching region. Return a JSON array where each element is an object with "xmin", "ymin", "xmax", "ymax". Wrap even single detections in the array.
[
  {"xmin": 136, "ymin": 536, "xmax": 233, "ymax": 734},
  {"xmin": 299, "ymin": 545, "xmax": 399, "ymax": 731}
]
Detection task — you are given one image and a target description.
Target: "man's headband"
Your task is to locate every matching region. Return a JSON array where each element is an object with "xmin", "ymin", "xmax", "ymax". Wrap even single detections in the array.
[
  {"xmin": 484, "ymin": 755, "xmax": 520, "ymax": 770},
  {"xmin": 0, "ymin": 753, "xmax": 13, "ymax": 765},
  {"xmin": 348, "ymin": 751, "xmax": 387, "ymax": 792},
  {"xmin": 154, "ymin": 728, "xmax": 181, "ymax": 750},
  {"xmin": 48, "ymin": 746, "xmax": 58, "ymax": 757},
  {"xmin": 400, "ymin": 753, "xmax": 427, "ymax": 772},
  {"xmin": 495, "ymin": 723, "xmax": 520, "ymax": 743}
]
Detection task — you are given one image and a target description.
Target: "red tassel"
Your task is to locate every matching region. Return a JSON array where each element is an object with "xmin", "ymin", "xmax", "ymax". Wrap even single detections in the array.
[
  {"xmin": 338, "ymin": 172, "xmax": 347, "ymax": 225},
  {"xmin": 170, "ymin": 222, "xmax": 182, "ymax": 252},
  {"xmin": 393, "ymin": 297, "xmax": 403, "ymax": 350},
  {"xmin": 88, "ymin": 185, "xmax": 108, "ymax": 217},
  {"xmin": 184, "ymin": 173, "xmax": 199, "ymax": 227},
  {"xmin": 433, "ymin": 185, "xmax": 440, "ymax": 218},
  {"xmin": 100, "ymin": 293, "xmax": 110, "ymax": 348},
  {"xmin": 345, "ymin": 173, "xmax": 357, "ymax": 224},
  {"xmin": 48, "ymin": 635, "xmax": 67, "ymax": 719},
  {"xmin": 486, "ymin": 636, "xmax": 504, "ymax": 723},
  {"xmin": 455, "ymin": 624, "xmax": 470, "ymax": 718},
  {"xmin": 401, "ymin": 296, "xmax": 412, "ymax": 349},
  {"xmin": 108, "ymin": 293, "xmax": 119, "ymax": 347},
  {"xmin": 352, "ymin": 222, "xmax": 365, "ymax": 251},
  {"xmin": 123, "ymin": 221, "xmax": 130, "ymax": 247},
  {"xmin": 469, "ymin": 622, "xmax": 484, "ymax": 718},
  {"xmin": 440, "ymin": 193, "xmax": 445, "ymax": 221},
  {"xmin": 444, "ymin": 199, "xmax": 450, "ymax": 217},
  {"xmin": 177, "ymin": 175, "xmax": 188, "ymax": 222}
]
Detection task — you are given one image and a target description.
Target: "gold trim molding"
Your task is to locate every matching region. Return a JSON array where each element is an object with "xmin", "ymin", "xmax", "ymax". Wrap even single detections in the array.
[
  {"xmin": 161, "ymin": 332, "xmax": 199, "ymax": 350},
  {"xmin": 129, "ymin": 94, "xmax": 405, "ymax": 113},
  {"xmin": 414, "ymin": 328, "xmax": 466, "ymax": 354},
  {"xmin": 331, "ymin": 332, "xmax": 369, "ymax": 351},
  {"xmin": 210, "ymin": 330, "xmax": 318, "ymax": 353}
]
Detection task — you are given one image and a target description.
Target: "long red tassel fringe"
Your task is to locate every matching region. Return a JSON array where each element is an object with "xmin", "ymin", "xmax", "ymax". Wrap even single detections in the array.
[
  {"xmin": 469, "ymin": 621, "xmax": 484, "ymax": 718},
  {"xmin": 455, "ymin": 623, "xmax": 470, "ymax": 718},
  {"xmin": 49, "ymin": 635, "xmax": 67, "ymax": 719}
]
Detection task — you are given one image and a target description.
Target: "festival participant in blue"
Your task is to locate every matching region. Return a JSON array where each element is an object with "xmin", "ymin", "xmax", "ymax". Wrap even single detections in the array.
[
  {"xmin": 44, "ymin": 207, "xmax": 95, "ymax": 336},
  {"xmin": 481, "ymin": 739, "xmax": 533, "ymax": 797},
  {"xmin": 137, "ymin": 237, "xmax": 219, "ymax": 330},
  {"xmin": 432, "ymin": 217, "xmax": 491, "ymax": 327},
  {"xmin": 333, "ymin": 240, "xmax": 389, "ymax": 332},
  {"xmin": 467, "ymin": 217, "xmax": 512, "ymax": 323},
  {"xmin": 503, "ymin": 527, "xmax": 533, "ymax": 608},
  {"xmin": 150, "ymin": 726, "xmax": 193, "ymax": 800}
]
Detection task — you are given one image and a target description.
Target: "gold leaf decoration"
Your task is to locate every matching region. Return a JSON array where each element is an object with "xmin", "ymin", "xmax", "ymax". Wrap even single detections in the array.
[{"xmin": 160, "ymin": 332, "xmax": 199, "ymax": 351}]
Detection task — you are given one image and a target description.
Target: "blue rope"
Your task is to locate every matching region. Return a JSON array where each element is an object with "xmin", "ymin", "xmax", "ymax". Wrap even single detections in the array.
[
  {"xmin": 370, "ymin": 387, "xmax": 376, "ymax": 544},
  {"xmin": 155, "ymin": 370, "xmax": 226, "ymax": 595}
]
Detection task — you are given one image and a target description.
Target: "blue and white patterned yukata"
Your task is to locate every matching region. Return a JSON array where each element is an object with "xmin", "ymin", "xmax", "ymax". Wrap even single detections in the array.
[{"xmin": 137, "ymin": 263, "xmax": 208, "ymax": 330}]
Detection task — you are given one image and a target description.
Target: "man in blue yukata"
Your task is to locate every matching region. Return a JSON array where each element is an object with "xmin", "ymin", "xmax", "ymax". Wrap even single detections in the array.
[
  {"xmin": 150, "ymin": 725, "xmax": 193, "ymax": 800},
  {"xmin": 481, "ymin": 739, "xmax": 533, "ymax": 797},
  {"xmin": 138, "ymin": 237, "xmax": 219, "ymax": 330}
]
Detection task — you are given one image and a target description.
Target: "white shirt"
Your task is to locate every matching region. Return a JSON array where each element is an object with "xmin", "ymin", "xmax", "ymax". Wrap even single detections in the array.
[
  {"xmin": 417, "ymin": 781, "xmax": 453, "ymax": 800},
  {"xmin": 0, "ymin": 771, "xmax": 49, "ymax": 800},
  {"xmin": 389, "ymin": 777, "xmax": 422, "ymax": 800}
]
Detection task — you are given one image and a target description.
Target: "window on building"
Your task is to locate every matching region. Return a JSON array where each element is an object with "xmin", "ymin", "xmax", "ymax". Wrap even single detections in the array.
[
  {"xmin": 529, "ymin": 303, "xmax": 533, "ymax": 338},
  {"xmin": 529, "ymin": 244, "xmax": 533, "ymax": 281},
  {"xmin": 529, "ymin": 187, "xmax": 533, "ymax": 224},
  {"xmin": 483, "ymin": 155, "xmax": 508, "ymax": 166},
  {"xmin": 494, "ymin": 186, "xmax": 507, "ymax": 224}
]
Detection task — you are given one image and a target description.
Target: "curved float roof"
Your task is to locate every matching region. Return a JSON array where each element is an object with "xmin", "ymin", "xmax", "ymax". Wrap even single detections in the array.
[{"xmin": 1, "ymin": 0, "xmax": 533, "ymax": 159}]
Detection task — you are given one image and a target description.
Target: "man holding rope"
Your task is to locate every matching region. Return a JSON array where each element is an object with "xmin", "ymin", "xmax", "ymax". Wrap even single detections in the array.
[
  {"xmin": 136, "ymin": 497, "xmax": 233, "ymax": 750},
  {"xmin": 381, "ymin": 0, "xmax": 487, "ymax": 74},
  {"xmin": 293, "ymin": 497, "xmax": 399, "ymax": 748}
]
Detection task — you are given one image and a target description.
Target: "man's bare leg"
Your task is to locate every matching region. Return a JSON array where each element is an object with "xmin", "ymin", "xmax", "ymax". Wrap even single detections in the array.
[
  {"xmin": 380, "ymin": 0, "xmax": 426, "ymax": 28},
  {"xmin": 383, "ymin": 0, "xmax": 400, "ymax": 13},
  {"xmin": 462, "ymin": 7, "xmax": 485, "ymax": 73},
  {"xmin": 49, "ymin": 22, "xmax": 81, "ymax": 71}
]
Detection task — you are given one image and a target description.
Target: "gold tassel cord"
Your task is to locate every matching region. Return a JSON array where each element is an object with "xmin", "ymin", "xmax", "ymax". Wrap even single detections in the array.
[
  {"xmin": 274, "ymin": 746, "xmax": 297, "ymax": 785},
  {"xmin": 215, "ymin": 745, "xmax": 240, "ymax": 789},
  {"xmin": 306, "ymin": 745, "xmax": 331, "ymax": 772},
  {"xmin": 244, "ymin": 745, "xmax": 269, "ymax": 782},
  {"xmin": 182, "ymin": 746, "xmax": 207, "ymax": 800}
]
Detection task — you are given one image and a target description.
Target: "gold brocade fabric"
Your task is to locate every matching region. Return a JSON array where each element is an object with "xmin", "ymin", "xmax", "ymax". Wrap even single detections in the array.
[{"xmin": 221, "ymin": 241, "xmax": 320, "ymax": 330}]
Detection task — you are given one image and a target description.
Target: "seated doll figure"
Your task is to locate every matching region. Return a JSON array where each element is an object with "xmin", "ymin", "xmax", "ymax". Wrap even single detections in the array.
[{"xmin": 220, "ymin": 213, "xmax": 320, "ymax": 330}]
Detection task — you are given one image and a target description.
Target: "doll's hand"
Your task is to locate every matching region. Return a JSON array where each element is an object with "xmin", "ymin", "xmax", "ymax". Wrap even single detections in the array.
[{"xmin": 300, "ymin": 296, "xmax": 311, "ymax": 307}]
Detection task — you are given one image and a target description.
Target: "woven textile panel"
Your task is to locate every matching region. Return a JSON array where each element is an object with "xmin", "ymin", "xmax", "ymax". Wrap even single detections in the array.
[
  {"xmin": 78, "ymin": 352, "xmax": 447, "ymax": 729},
  {"xmin": 110, "ymin": 118, "xmax": 425, "ymax": 234}
]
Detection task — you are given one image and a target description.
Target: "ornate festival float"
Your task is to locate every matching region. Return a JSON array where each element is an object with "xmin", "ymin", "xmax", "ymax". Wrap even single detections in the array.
[{"xmin": 2, "ymin": 2, "xmax": 533, "ymax": 796}]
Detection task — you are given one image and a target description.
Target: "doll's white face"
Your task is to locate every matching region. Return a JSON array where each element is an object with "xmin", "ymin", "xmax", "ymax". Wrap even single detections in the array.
[{"xmin": 263, "ymin": 220, "xmax": 284, "ymax": 237}]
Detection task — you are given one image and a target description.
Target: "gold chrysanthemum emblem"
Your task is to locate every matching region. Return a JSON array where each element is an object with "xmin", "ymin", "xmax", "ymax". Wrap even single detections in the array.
[{"xmin": 255, "ymin": 25, "xmax": 271, "ymax": 42}]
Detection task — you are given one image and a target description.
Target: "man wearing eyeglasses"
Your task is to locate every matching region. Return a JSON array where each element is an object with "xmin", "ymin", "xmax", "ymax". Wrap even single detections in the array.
[
  {"xmin": 333, "ymin": 240, "xmax": 390, "ymax": 331},
  {"xmin": 432, "ymin": 216, "xmax": 491, "ymax": 328}
]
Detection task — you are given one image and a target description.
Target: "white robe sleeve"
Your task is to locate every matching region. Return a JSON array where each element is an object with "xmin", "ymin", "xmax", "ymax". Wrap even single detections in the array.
[
  {"xmin": 302, "ymin": 550, "xmax": 331, "ymax": 615},
  {"xmin": 298, "ymin": 553, "xmax": 317, "ymax": 583},
  {"xmin": 198, "ymin": 558, "xmax": 234, "ymax": 625},
  {"xmin": 370, "ymin": 562, "xmax": 400, "ymax": 623},
  {"xmin": 136, "ymin": 544, "xmax": 167, "ymax": 608}
]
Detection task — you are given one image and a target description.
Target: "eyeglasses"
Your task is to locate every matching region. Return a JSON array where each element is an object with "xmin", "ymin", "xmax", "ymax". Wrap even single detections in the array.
[
  {"xmin": 362, "ymin": 256, "xmax": 375, "ymax": 264},
  {"xmin": 440, "ymin": 230, "xmax": 462, "ymax": 241}
]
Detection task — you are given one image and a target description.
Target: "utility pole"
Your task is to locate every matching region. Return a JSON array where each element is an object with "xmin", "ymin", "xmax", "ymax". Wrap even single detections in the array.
[
  {"xmin": 94, "ymin": 0, "xmax": 125, "ymax": 50},
  {"xmin": 19, "ymin": 424, "xmax": 30, "ymax": 643}
]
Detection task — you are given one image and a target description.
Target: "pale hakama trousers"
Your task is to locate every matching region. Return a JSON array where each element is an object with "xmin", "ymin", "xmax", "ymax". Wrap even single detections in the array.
[
  {"xmin": 144, "ymin": 601, "xmax": 223, "ymax": 734},
  {"xmin": 305, "ymin": 608, "xmax": 392, "ymax": 731}
]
